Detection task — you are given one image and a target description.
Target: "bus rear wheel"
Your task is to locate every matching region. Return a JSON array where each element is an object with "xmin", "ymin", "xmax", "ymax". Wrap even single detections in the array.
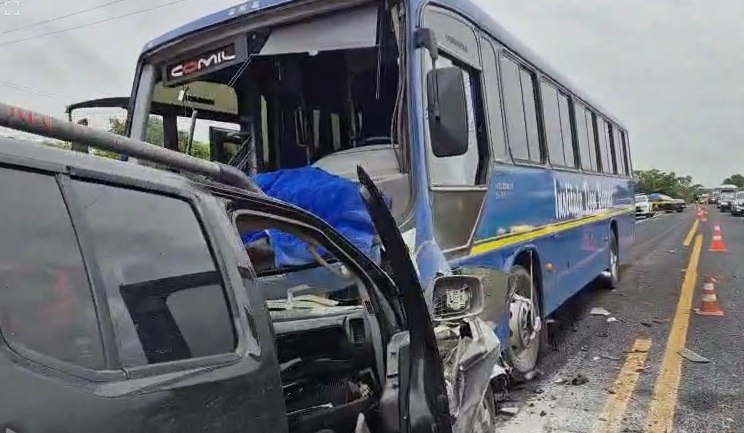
[
  {"xmin": 505, "ymin": 264, "xmax": 545, "ymax": 381},
  {"xmin": 599, "ymin": 231, "xmax": 620, "ymax": 290}
]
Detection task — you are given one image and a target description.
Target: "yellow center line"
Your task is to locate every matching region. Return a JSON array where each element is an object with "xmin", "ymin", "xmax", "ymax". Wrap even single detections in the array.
[
  {"xmin": 593, "ymin": 338, "xmax": 653, "ymax": 433},
  {"xmin": 643, "ymin": 234, "xmax": 703, "ymax": 432},
  {"xmin": 683, "ymin": 219, "xmax": 699, "ymax": 246}
]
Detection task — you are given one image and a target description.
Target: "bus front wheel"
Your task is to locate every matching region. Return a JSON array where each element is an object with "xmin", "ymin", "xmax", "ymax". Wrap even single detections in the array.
[{"xmin": 505, "ymin": 264, "xmax": 546, "ymax": 381}]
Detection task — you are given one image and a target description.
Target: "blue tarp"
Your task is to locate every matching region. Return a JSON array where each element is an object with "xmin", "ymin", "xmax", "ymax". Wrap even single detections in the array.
[{"xmin": 241, "ymin": 166, "xmax": 386, "ymax": 267}]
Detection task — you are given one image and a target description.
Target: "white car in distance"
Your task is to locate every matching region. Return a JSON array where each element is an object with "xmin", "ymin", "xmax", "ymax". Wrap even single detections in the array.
[{"xmin": 635, "ymin": 194, "xmax": 653, "ymax": 219}]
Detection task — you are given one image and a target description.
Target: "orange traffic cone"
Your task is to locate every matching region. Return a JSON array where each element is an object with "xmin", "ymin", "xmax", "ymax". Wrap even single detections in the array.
[
  {"xmin": 709, "ymin": 225, "xmax": 727, "ymax": 252},
  {"xmin": 694, "ymin": 276, "xmax": 724, "ymax": 316},
  {"xmin": 697, "ymin": 209, "xmax": 703, "ymax": 221}
]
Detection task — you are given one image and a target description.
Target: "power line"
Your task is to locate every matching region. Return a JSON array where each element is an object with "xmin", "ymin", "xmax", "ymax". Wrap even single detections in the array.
[
  {"xmin": 0, "ymin": 0, "xmax": 128, "ymax": 36},
  {"xmin": 0, "ymin": 80, "xmax": 64, "ymax": 99},
  {"xmin": 0, "ymin": 0, "xmax": 190, "ymax": 47}
]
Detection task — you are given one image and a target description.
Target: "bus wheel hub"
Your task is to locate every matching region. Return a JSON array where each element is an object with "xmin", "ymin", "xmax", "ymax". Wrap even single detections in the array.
[{"xmin": 509, "ymin": 294, "xmax": 540, "ymax": 352}]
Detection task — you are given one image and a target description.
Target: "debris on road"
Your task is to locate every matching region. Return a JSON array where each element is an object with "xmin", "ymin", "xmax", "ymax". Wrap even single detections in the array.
[
  {"xmin": 668, "ymin": 249, "xmax": 676, "ymax": 253},
  {"xmin": 679, "ymin": 347, "xmax": 711, "ymax": 363},
  {"xmin": 602, "ymin": 354, "xmax": 622, "ymax": 361},
  {"xmin": 570, "ymin": 374, "xmax": 589, "ymax": 386},
  {"xmin": 641, "ymin": 320, "xmax": 653, "ymax": 327},
  {"xmin": 607, "ymin": 317, "xmax": 618, "ymax": 323},
  {"xmin": 499, "ymin": 405, "xmax": 520, "ymax": 416},
  {"xmin": 590, "ymin": 307, "xmax": 611, "ymax": 316}
]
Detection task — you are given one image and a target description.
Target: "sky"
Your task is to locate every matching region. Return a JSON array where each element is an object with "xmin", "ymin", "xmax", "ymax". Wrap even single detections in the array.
[{"xmin": 1, "ymin": 0, "xmax": 741, "ymax": 186}]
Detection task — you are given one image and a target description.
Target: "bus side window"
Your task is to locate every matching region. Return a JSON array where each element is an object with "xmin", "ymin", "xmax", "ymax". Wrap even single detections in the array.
[
  {"xmin": 620, "ymin": 129, "xmax": 632, "ymax": 173},
  {"xmin": 558, "ymin": 92, "xmax": 577, "ymax": 168},
  {"xmin": 610, "ymin": 124, "xmax": 624, "ymax": 175},
  {"xmin": 480, "ymin": 37, "xmax": 509, "ymax": 162},
  {"xmin": 501, "ymin": 55, "xmax": 542, "ymax": 163},
  {"xmin": 541, "ymin": 80, "xmax": 575, "ymax": 168},
  {"xmin": 425, "ymin": 55, "xmax": 486, "ymax": 186},
  {"xmin": 596, "ymin": 117, "xmax": 613, "ymax": 174},
  {"xmin": 541, "ymin": 81, "xmax": 564, "ymax": 166},
  {"xmin": 574, "ymin": 103, "xmax": 596, "ymax": 172}
]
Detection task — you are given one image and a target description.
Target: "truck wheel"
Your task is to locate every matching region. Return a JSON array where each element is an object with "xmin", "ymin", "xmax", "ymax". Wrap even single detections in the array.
[{"xmin": 505, "ymin": 264, "xmax": 546, "ymax": 382}]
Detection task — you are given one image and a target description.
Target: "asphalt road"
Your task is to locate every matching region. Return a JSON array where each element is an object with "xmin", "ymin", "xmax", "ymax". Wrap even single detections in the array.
[{"xmin": 495, "ymin": 208, "xmax": 743, "ymax": 432}]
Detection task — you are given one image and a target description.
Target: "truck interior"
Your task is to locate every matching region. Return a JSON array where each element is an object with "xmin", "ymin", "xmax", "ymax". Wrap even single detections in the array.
[{"xmin": 232, "ymin": 211, "xmax": 393, "ymax": 433}]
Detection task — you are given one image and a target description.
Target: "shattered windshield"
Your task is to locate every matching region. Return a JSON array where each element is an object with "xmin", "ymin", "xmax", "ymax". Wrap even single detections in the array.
[{"xmin": 129, "ymin": 5, "xmax": 411, "ymax": 221}]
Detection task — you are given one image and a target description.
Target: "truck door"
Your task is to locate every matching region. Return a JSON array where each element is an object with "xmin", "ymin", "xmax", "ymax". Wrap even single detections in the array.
[{"xmin": 357, "ymin": 166, "xmax": 453, "ymax": 433}]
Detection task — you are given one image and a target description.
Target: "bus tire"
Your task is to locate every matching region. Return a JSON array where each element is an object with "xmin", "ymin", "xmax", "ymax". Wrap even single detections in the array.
[
  {"xmin": 600, "ymin": 230, "xmax": 620, "ymax": 290},
  {"xmin": 505, "ymin": 264, "xmax": 547, "ymax": 382}
]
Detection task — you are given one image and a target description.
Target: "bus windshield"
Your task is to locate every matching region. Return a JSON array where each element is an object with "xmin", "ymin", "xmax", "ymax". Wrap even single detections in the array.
[{"xmin": 128, "ymin": 5, "xmax": 411, "ymax": 221}]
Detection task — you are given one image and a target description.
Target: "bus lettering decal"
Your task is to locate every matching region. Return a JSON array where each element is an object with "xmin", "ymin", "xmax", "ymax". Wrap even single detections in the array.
[
  {"xmin": 168, "ymin": 47, "xmax": 237, "ymax": 79},
  {"xmin": 554, "ymin": 178, "xmax": 616, "ymax": 220}
]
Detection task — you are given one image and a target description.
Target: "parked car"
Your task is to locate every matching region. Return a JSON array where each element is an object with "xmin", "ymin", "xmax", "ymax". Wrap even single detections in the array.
[
  {"xmin": 635, "ymin": 194, "xmax": 653, "ymax": 218},
  {"xmin": 0, "ymin": 102, "xmax": 508, "ymax": 432}
]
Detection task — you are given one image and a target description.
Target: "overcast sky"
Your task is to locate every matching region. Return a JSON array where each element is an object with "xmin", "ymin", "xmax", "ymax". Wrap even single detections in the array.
[{"xmin": 1, "ymin": 0, "xmax": 740, "ymax": 186}]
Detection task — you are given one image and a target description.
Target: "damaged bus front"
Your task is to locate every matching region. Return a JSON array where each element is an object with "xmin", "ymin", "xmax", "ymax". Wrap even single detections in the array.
[
  {"xmin": 117, "ymin": 0, "xmax": 511, "ymax": 427},
  {"xmin": 120, "ymin": 0, "xmax": 633, "ymax": 408}
]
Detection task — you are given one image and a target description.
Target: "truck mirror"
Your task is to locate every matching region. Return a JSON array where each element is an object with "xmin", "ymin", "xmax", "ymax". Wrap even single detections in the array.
[{"xmin": 431, "ymin": 275, "xmax": 484, "ymax": 321}]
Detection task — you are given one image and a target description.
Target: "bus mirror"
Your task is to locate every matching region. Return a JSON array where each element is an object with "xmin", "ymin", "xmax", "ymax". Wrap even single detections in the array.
[{"xmin": 426, "ymin": 67, "xmax": 469, "ymax": 158}]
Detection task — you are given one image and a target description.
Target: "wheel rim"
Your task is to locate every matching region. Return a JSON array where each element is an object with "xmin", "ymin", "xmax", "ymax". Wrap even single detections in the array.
[
  {"xmin": 507, "ymin": 275, "xmax": 541, "ymax": 372},
  {"xmin": 610, "ymin": 239, "xmax": 619, "ymax": 281}
]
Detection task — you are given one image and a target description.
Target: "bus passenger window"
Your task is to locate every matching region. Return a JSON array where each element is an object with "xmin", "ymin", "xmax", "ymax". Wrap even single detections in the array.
[
  {"xmin": 558, "ymin": 93, "xmax": 576, "ymax": 168},
  {"xmin": 480, "ymin": 37, "xmax": 508, "ymax": 161},
  {"xmin": 596, "ymin": 118, "xmax": 613, "ymax": 174},
  {"xmin": 501, "ymin": 55, "xmax": 542, "ymax": 163},
  {"xmin": 520, "ymin": 69, "xmax": 541, "ymax": 163},
  {"xmin": 620, "ymin": 130, "xmax": 631, "ymax": 173},
  {"xmin": 610, "ymin": 124, "xmax": 624, "ymax": 175},
  {"xmin": 540, "ymin": 81, "xmax": 565, "ymax": 166},
  {"xmin": 575, "ymin": 104, "xmax": 596, "ymax": 171}
]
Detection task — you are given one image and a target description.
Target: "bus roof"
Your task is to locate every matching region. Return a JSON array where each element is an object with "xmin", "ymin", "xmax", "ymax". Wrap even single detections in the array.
[{"xmin": 141, "ymin": 0, "xmax": 624, "ymax": 126}]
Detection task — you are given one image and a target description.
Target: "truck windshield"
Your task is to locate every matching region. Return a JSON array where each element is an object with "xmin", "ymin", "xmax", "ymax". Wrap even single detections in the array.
[{"xmin": 128, "ymin": 5, "xmax": 411, "ymax": 221}]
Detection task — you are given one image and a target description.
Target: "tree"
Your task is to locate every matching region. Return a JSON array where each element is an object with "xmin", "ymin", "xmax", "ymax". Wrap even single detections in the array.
[
  {"xmin": 722, "ymin": 174, "xmax": 744, "ymax": 188},
  {"xmin": 107, "ymin": 116, "xmax": 210, "ymax": 160},
  {"xmin": 634, "ymin": 169, "xmax": 701, "ymax": 202}
]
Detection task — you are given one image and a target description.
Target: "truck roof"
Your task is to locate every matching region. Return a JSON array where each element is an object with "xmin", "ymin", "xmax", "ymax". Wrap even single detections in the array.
[
  {"xmin": 0, "ymin": 136, "xmax": 197, "ymax": 191},
  {"xmin": 139, "ymin": 0, "xmax": 624, "ymax": 127}
]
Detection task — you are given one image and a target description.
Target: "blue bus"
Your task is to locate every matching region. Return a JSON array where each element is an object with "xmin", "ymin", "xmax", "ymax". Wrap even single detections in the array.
[{"xmin": 117, "ymin": 0, "xmax": 634, "ymax": 379}]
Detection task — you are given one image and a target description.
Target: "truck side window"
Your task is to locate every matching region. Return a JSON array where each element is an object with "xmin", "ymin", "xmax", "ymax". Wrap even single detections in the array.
[
  {"xmin": 70, "ymin": 181, "xmax": 237, "ymax": 366},
  {"xmin": 235, "ymin": 213, "xmax": 368, "ymax": 309},
  {"xmin": 0, "ymin": 169, "xmax": 104, "ymax": 370}
]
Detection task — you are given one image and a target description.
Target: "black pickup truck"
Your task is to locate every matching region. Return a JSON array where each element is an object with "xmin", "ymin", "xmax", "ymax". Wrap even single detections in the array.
[{"xmin": 0, "ymin": 103, "xmax": 503, "ymax": 433}]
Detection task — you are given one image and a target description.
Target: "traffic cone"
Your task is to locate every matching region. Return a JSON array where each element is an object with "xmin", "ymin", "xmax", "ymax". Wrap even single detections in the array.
[
  {"xmin": 709, "ymin": 225, "xmax": 727, "ymax": 252},
  {"xmin": 702, "ymin": 210, "xmax": 707, "ymax": 222},
  {"xmin": 697, "ymin": 209, "xmax": 703, "ymax": 221},
  {"xmin": 694, "ymin": 276, "xmax": 724, "ymax": 316}
]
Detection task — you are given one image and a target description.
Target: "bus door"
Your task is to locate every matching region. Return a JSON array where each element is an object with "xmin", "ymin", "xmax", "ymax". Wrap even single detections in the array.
[{"xmin": 420, "ymin": 8, "xmax": 492, "ymax": 255}]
